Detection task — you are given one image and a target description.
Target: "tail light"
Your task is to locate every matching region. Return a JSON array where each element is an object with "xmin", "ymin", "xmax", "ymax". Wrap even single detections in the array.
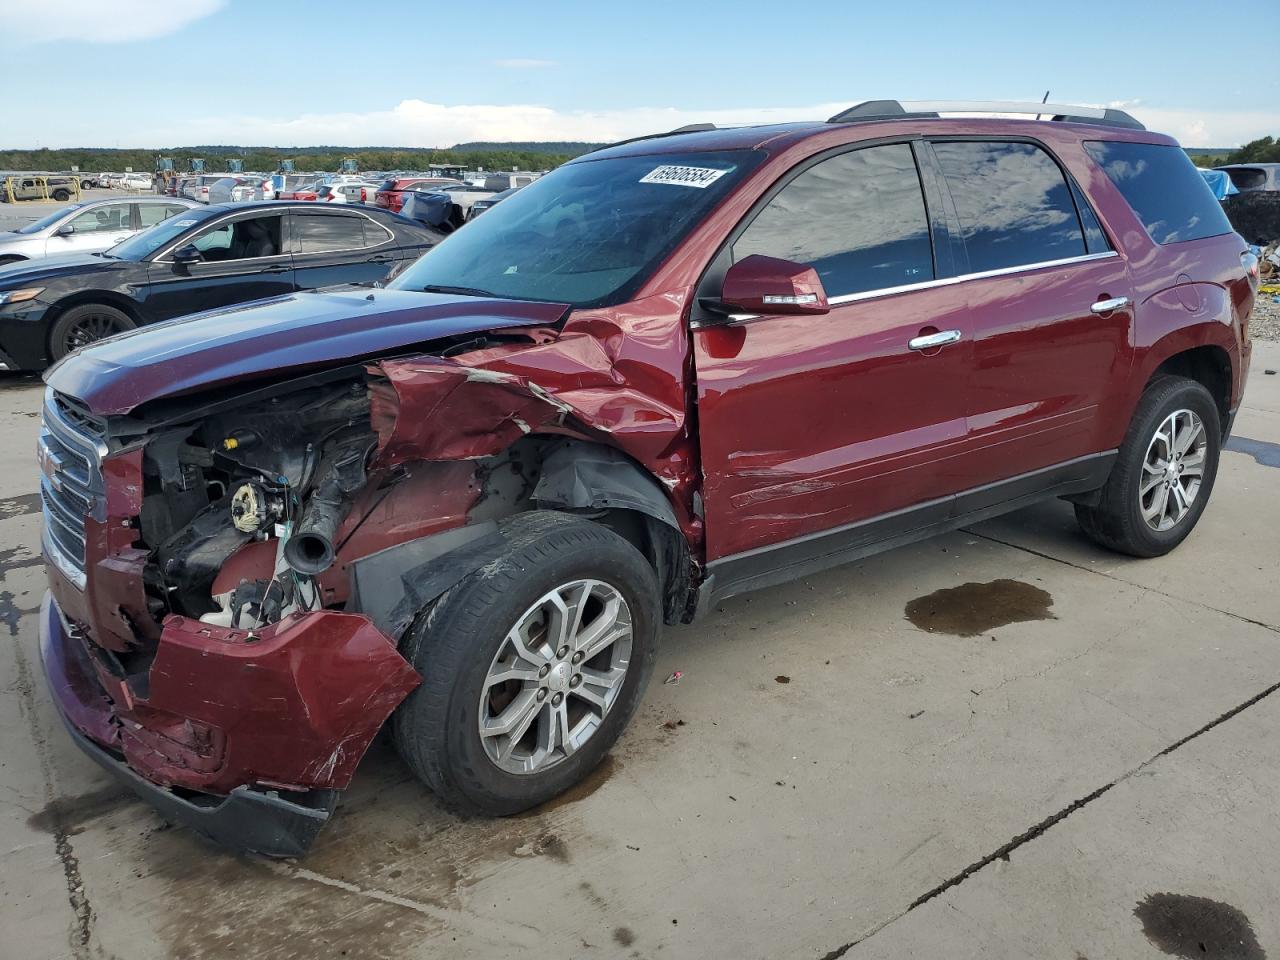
[{"xmin": 360, "ymin": 188, "xmax": 367, "ymax": 202}]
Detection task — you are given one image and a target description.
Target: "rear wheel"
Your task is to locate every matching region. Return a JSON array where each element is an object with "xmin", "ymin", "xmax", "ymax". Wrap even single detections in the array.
[
  {"xmin": 393, "ymin": 511, "xmax": 660, "ymax": 815},
  {"xmin": 52, "ymin": 189, "xmax": 71, "ymax": 202},
  {"xmin": 49, "ymin": 302, "xmax": 136, "ymax": 361},
  {"xmin": 1075, "ymin": 376, "xmax": 1221, "ymax": 557}
]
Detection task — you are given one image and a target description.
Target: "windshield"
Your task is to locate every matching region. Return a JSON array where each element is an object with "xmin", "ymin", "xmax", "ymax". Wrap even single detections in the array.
[
  {"xmin": 16, "ymin": 204, "xmax": 84, "ymax": 235},
  {"xmin": 109, "ymin": 209, "xmax": 211, "ymax": 260},
  {"xmin": 389, "ymin": 149, "xmax": 761, "ymax": 307}
]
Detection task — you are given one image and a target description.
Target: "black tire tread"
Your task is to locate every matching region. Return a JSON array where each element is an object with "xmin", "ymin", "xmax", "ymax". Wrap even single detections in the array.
[
  {"xmin": 1075, "ymin": 375, "xmax": 1221, "ymax": 557},
  {"xmin": 392, "ymin": 510, "xmax": 658, "ymax": 815}
]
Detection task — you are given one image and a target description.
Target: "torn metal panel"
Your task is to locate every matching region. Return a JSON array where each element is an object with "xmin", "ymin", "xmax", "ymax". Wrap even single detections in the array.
[
  {"xmin": 348, "ymin": 522, "xmax": 506, "ymax": 638},
  {"xmin": 532, "ymin": 441, "xmax": 681, "ymax": 529}
]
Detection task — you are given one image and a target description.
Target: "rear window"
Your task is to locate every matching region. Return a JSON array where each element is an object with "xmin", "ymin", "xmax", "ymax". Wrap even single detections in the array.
[
  {"xmin": 1085, "ymin": 141, "xmax": 1233, "ymax": 244},
  {"xmin": 1222, "ymin": 167, "xmax": 1267, "ymax": 191},
  {"xmin": 932, "ymin": 141, "xmax": 1087, "ymax": 273}
]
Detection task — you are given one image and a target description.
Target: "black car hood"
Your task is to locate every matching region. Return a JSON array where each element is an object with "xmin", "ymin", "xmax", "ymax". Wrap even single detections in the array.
[
  {"xmin": 0, "ymin": 253, "xmax": 127, "ymax": 287},
  {"xmin": 45, "ymin": 286, "xmax": 570, "ymax": 415}
]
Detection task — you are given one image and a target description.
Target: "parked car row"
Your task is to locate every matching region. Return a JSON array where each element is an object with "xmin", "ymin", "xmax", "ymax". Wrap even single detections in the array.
[
  {"xmin": 0, "ymin": 201, "xmax": 439, "ymax": 369},
  {"xmin": 23, "ymin": 100, "xmax": 1258, "ymax": 862},
  {"xmin": 0, "ymin": 196, "xmax": 199, "ymax": 264}
]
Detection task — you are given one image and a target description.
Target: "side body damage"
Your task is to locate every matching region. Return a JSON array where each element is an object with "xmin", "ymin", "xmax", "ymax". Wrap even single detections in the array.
[{"xmin": 40, "ymin": 292, "xmax": 697, "ymax": 853}]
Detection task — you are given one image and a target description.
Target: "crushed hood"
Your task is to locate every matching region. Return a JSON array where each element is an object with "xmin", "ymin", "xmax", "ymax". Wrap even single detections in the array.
[{"xmin": 45, "ymin": 287, "xmax": 569, "ymax": 415}]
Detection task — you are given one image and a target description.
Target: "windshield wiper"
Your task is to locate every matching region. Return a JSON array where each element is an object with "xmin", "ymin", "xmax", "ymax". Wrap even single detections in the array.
[{"xmin": 421, "ymin": 284, "xmax": 500, "ymax": 298}]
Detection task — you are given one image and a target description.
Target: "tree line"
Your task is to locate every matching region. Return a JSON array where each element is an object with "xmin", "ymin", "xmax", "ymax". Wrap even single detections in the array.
[
  {"xmin": 1192, "ymin": 136, "xmax": 1280, "ymax": 169},
  {"xmin": 0, "ymin": 145, "xmax": 586, "ymax": 174}
]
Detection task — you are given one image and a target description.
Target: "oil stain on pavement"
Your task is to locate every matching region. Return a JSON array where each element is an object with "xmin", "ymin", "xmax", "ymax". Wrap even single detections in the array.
[
  {"xmin": 905, "ymin": 579, "xmax": 1054, "ymax": 637},
  {"xmin": 1134, "ymin": 892, "xmax": 1265, "ymax": 959}
]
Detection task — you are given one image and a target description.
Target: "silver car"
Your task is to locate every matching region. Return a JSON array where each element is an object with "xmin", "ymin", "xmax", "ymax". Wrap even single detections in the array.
[{"xmin": 0, "ymin": 197, "xmax": 200, "ymax": 265}]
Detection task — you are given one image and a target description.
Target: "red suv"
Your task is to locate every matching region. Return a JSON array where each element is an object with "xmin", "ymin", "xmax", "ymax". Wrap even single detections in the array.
[
  {"xmin": 38, "ymin": 101, "xmax": 1256, "ymax": 855},
  {"xmin": 374, "ymin": 176, "xmax": 461, "ymax": 213}
]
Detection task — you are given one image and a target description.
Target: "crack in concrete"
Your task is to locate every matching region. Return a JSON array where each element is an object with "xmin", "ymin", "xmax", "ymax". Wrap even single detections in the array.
[
  {"xmin": 962, "ymin": 528, "xmax": 1280, "ymax": 634},
  {"xmin": 263, "ymin": 860, "xmax": 543, "ymax": 946},
  {"xmin": 10, "ymin": 634, "xmax": 96, "ymax": 959},
  {"xmin": 818, "ymin": 678, "xmax": 1280, "ymax": 958}
]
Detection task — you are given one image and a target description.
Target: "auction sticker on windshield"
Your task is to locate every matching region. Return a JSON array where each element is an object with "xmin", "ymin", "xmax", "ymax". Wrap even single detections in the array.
[{"xmin": 639, "ymin": 165, "xmax": 729, "ymax": 188}]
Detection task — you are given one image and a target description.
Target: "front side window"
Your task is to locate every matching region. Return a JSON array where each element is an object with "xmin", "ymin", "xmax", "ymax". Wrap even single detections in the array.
[
  {"xmin": 189, "ymin": 215, "xmax": 282, "ymax": 261},
  {"xmin": 67, "ymin": 205, "xmax": 130, "ymax": 234},
  {"xmin": 932, "ymin": 141, "xmax": 1087, "ymax": 272},
  {"xmin": 390, "ymin": 149, "xmax": 761, "ymax": 307},
  {"xmin": 296, "ymin": 214, "xmax": 366, "ymax": 252},
  {"xmin": 1086, "ymin": 141, "xmax": 1234, "ymax": 244},
  {"xmin": 732, "ymin": 143, "xmax": 935, "ymax": 298}
]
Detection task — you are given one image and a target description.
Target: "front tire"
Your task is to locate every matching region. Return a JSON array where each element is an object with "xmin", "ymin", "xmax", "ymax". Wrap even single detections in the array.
[
  {"xmin": 49, "ymin": 302, "xmax": 136, "ymax": 361},
  {"xmin": 1075, "ymin": 376, "xmax": 1222, "ymax": 557},
  {"xmin": 393, "ymin": 511, "xmax": 660, "ymax": 815}
]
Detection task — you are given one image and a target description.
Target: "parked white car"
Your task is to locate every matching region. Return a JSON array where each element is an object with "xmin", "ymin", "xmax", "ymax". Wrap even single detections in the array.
[
  {"xmin": 206, "ymin": 176, "xmax": 257, "ymax": 204},
  {"xmin": 316, "ymin": 181, "xmax": 381, "ymax": 204},
  {"xmin": 180, "ymin": 175, "xmax": 229, "ymax": 203},
  {"xmin": 0, "ymin": 196, "xmax": 199, "ymax": 265}
]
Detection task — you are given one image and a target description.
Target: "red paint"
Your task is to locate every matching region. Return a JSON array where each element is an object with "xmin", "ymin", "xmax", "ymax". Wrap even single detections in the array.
[
  {"xmin": 720, "ymin": 255, "xmax": 830, "ymax": 316},
  {"xmin": 42, "ymin": 114, "xmax": 1255, "ymax": 823},
  {"xmin": 43, "ymin": 600, "xmax": 420, "ymax": 793}
]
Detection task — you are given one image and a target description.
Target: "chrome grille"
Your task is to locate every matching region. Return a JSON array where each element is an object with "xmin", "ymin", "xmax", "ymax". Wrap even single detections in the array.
[{"xmin": 39, "ymin": 389, "xmax": 106, "ymax": 589}]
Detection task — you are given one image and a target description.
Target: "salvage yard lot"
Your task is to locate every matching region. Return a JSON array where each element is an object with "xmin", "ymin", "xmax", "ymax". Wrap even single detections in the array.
[{"xmin": 1, "ymin": 339, "xmax": 1278, "ymax": 959}]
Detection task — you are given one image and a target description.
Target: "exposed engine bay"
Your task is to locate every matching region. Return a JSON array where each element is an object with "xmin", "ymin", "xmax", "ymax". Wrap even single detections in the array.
[{"xmin": 140, "ymin": 376, "xmax": 381, "ymax": 630}]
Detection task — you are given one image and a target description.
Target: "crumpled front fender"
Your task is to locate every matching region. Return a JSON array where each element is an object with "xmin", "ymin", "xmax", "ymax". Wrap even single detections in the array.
[{"xmin": 90, "ymin": 609, "xmax": 421, "ymax": 794}]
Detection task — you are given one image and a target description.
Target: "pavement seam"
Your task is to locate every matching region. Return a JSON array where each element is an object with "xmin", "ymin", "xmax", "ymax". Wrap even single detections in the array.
[
  {"xmin": 961, "ymin": 528, "xmax": 1280, "ymax": 634},
  {"xmin": 818, "ymin": 677, "xmax": 1280, "ymax": 959},
  {"xmin": 8, "ymin": 636, "xmax": 97, "ymax": 960}
]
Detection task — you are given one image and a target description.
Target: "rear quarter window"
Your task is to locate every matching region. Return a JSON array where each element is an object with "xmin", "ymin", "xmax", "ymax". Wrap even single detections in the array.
[{"xmin": 1085, "ymin": 141, "xmax": 1233, "ymax": 244}]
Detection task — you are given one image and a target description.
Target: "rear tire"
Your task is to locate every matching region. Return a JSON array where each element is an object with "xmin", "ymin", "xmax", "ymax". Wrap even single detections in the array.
[
  {"xmin": 52, "ymin": 189, "xmax": 71, "ymax": 202},
  {"xmin": 49, "ymin": 302, "xmax": 136, "ymax": 361},
  {"xmin": 393, "ymin": 511, "xmax": 660, "ymax": 815},
  {"xmin": 1075, "ymin": 376, "xmax": 1221, "ymax": 557}
]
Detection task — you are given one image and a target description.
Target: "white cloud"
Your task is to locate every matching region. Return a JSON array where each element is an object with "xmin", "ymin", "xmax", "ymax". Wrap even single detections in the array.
[
  {"xmin": 3, "ymin": 97, "xmax": 1272, "ymax": 150},
  {"xmin": 4, "ymin": 0, "xmax": 226, "ymax": 43},
  {"xmin": 493, "ymin": 59, "xmax": 558, "ymax": 69}
]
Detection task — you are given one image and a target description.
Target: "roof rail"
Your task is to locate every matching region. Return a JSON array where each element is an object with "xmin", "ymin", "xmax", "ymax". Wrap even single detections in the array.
[
  {"xmin": 827, "ymin": 100, "xmax": 1145, "ymax": 130},
  {"xmin": 590, "ymin": 122, "xmax": 718, "ymax": 154}
]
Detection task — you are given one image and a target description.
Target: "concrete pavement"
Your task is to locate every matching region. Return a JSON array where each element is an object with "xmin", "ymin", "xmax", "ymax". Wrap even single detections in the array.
[{"xmin": 1, "ymin": 342, "xmax": 1277, "ymax": 960}]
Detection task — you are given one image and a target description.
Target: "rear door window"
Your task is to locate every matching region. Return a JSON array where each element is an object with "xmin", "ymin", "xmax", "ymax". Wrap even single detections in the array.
[
  {"xmin": 931, "ymin": 141, "xmax": 1087, "ymax": 272},
  {"xmin": 732, "ymin": 143, "xmax": 935, "ymax": 297},
  {"xmin": 296, "ymin": 214, "xmax": 366, "ymax": 253},
  {"xmin": 1085, "ymin": 141, "xmax": 1234, "ymax": 244}
]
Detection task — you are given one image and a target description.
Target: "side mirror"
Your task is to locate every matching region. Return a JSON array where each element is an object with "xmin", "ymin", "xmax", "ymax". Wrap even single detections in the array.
[
  {"xmin": 171, "ymin": 244, "xmax": 201, "ymax": 266},
  {"xmin": 718, "ymin": 254, "xmax": 830, "ymax": 316},
  {"xmin": 55, "ymin": 223, "xmax": 76, "ymax": 237}
]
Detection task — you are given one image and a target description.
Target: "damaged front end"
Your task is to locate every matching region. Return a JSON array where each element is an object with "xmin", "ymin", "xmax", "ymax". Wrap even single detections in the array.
[{"xmin": 38, "ymin": 292, "xmax": 699, "ymax": 856}]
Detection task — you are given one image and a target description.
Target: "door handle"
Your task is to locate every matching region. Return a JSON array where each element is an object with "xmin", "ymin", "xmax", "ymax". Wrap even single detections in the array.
[
  {"xmin": 908, "ymin": 329, "xmax": 962, "ymax": 351},
  {"xmin": 260, "ymin": 264, "xmax": 290, "ymax": 274},
  {"xmin": 369, "ymin": 254, "xmax": 394, "ymax": 263},
  {"xmin": 1090, "ymin": 296, "xmax": 1131, "ymax": 315}
]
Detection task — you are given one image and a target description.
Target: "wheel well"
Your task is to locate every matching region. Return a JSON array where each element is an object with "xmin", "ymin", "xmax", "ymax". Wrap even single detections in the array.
[
  {"xmin": 44, "ymin": 293, "xmax": 142, "ymax": 354},
  {"xmin": 1149, "ymin": 346, "xmax": 1232, "ymax": 429},
  {"xmin": 467, "ymin": 436, "xmax": 696, "ymax": 624}
]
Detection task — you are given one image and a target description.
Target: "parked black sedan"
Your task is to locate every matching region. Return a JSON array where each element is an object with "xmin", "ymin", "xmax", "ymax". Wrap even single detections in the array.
[{"xmin": 0, "ymin": 201, "xmax": 440, "ymax": 370}]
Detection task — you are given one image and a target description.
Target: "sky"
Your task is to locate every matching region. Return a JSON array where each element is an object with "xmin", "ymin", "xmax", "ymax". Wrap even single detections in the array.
[{"xmin": 2, "ymin": 0, "xmax": 1277, "ymax": 150}]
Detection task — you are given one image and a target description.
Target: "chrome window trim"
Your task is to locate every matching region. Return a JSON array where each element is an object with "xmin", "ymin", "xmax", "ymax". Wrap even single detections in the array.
[
  {"xmin": 152, "ymin": 208, "xmax": 288, "ymax": 264},
  {"xmin": 695, "ymin": 251, "xmax": 1120, "ymax": 328},
  {"xmin": 825, "ymin": 251, "xmax": 1118, "ymax": 305}
]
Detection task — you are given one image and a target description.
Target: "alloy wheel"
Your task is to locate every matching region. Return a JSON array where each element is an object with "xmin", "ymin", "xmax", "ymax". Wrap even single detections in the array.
[
  {"xmin": 62, "ymin": 312, "xmax": 128, "ymax": 354},
  {"xmin": 478, "ymin": 579, "xmax": 633, "ymax": 775},
  {"xmin": 1139, "ymin": 408, "xmax": 1206, "ymax": 532}
]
